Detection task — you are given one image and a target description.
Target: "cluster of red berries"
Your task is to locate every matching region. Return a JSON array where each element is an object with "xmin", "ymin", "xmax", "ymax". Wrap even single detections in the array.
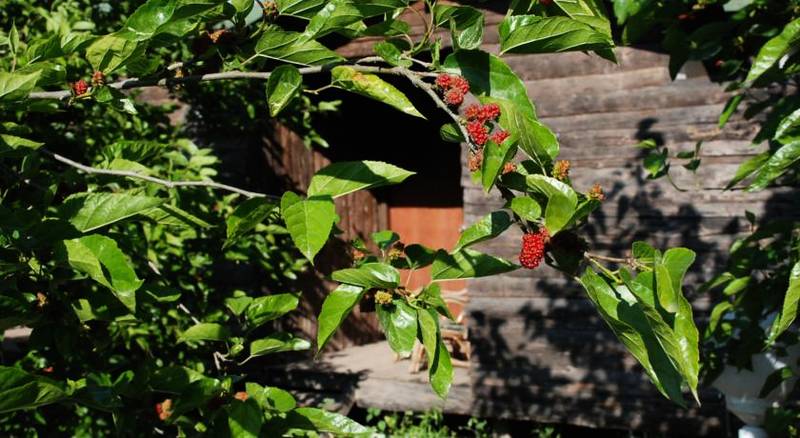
[
  {"xmin": 71, "ymin": 79, "xmax": 89, "ymax": 96},
  {"xmin": 519, "ymin": 228, "xmax": 549, "ymax": 269},
  {"xmin": 464, "ymin": 103, "xmax": 500, "ymax": 122},
  {"xmin": 466, "ymin": 120, "xmax": 489, "ymax": 146},
  {"xmin": 435, "ymin": 74, "xmax": 469, "ymax": 107}
]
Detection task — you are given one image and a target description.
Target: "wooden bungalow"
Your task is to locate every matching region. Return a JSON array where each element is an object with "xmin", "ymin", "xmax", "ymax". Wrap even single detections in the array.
[{"xmin": 204, "ymin": 2, "xmax": 792, "ymax": 435}]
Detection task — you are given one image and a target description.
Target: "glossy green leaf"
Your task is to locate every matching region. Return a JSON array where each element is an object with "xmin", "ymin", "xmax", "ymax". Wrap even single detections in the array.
[
  {"xmin": 373, "ymin": 41, "xmax": 411, "ymax": 67},
  {"xmin": 276, "ymin": 0, "xmax": 327, "ymax": 18},
  {"xmin": 59, "ymin": 192, "xmax": 162, "ymax": 233},
  {"xmin": 526, "ymin": 174, "xmax": 578, "ymax": 206},
  {"xmin": 179, "ymin": 323, "xmax": 230, "ymax": 342},
  {"xmin": 290, "ymin": 407, "xmax": 371, "ymax": 435},
  {"xmin": 255, "ymin": 29, "xmax": 343, "ymax": 66},
  {"xmin": 418, "ymin": 283, "xmax": 454, "ymax": 320},
  {"xmin": 767, "ymin": 261, "xmax": 800, "ymax": 344},
  {"xmin": 141, "ymin": 204, "xmax": 211, "ymax": 229},
  {"xmin": 454, "ymin": 211, "xmax": 512, "ymax": 251},
  {"xmin": 317, "ymin": 284, "xmax": 365, "ymax": 352},
  {"xmin": 747, "ymin": 139, "xmax": 800, "ymax": 191},
  {"xmin": 498, "ymin": 98, "xmax": 558, "ymax": 164},
  {"xmin": 580, "ymin": 269, "xmax": 688, "ymax": 406},
  {"xmin": 553, "ymin": 0, "xmax": 612, "ymax": 36},
  {"xmin": 443, "ymin": 50, "xmax": 537, "ymax": 121},
  {"xmin": 774, "ymin": 107, "xmax": 800, "ymax": 140},
  {"xmin": 227, "ymin": 398, "xmax": 263, "ymax": 438},
  {"xmin": 481, "ymin": 136, "xmax": 518, "ymax": 191},
  {"xmin": 544, "ymin": 192, "xmax": 575, "ymax": 234},
  {"xmin": 377, "ymin": 298, "xmax": 417, "ymax": 357},
  {"xmin": 281, "ymin": 191, "xmax": 336, "ymax": 264},
  {"xmin": 63, "ymin": 234, "xmax": 142, "ymax": 312},
  {"xmin": 759, "ymin": 367, "xmax": 795, "ymax": 398},
  {"xmin": 372, "ymin": 230, "xmax": 400, "ymax": 250},
  {"xmin": 431, "ymin": 248, "xmax": 518, "ymax": 280},
  {"xmin": 85, "ymin": 33, "xmax": 143, "ymax": 73},
  {"xmin": 417, "ymin": 308, "xmax": 453, "ymax": 398},
  {"xmin": 331, "ymin": 66, "xmax": 424, "ymax": 118},
  {"xmin": 433, "ymin": 5, "xmax": 484, "ymax": 50},
  {"xmin": 332, "ymin": 263, "xmax": 400, "ymax": 289},
  {"xmin": 307, "ymin": 160, "xmax": 414, "ymax": 198},
  {"xmin": 246, "ymin": 382, "xmax": 296, "ymax": 412},
  {"xmin": 249, "ymin": 333, "xmax": 311, "ymax": 357},
  {"xmin": 246, "ymin": 293, "xmax": 300, "ymax": 328},
  {"xmin": 499, "ymin": 16, "xmax": 614, "ymax": 58},
  {"xmin": 744, "ymin": 18, "xmax": 800, "ymax": 85},
  {"xmin": 725, "ymin": 152, "xmax": 770, "ymax": 189},
  {"xmin": 225, "ymin": 198, "xmax": 276, "ymax": 248},
  {"xmin": 506, "ymin": 196, "xmax": 542, "ymax": 221},
  {"xmin": 266, "ymin": 65, "xmax": 302, "ymax": 117},
  {"xmin": 0, "ymin": 367, "xmax": 66, "ymax": 414},
  {"xmin": 719, "ymin": 94, "xmax": 743, "ymax": 128},
  {"xmin": 439, "ymin": 123, "xmax": 464, "ymax": 143},
  {"xmin": 0, "ymin": 71, "xmax": 41, "ymax": 102},
  {"xmin": 0, "ymin": 134, "xmax": 43, "ymax": 152}
]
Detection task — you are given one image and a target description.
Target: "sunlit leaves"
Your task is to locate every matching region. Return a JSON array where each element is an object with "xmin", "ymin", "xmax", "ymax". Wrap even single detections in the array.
[
  {"xmin": 59, "ymin": 192, "xmax": 162, "ymax": 233},
  {"xmin": 433, "ymin": 5, "xmax": 484, "ymax": 50},
  {"xmin": 0, "ymin": 367, "xmax": 66, "ymax": 414},
  {"xmin": 417, "ymin": 308, "xmax": 453, "ymax": 398},
  {"xmin": 249, "ymin": 333, "xmax": 311, "ymax": 357},
  {"xmin": 280, "ymin": 191, "xmax": 336, "ymax": 264},
  {"xmin": 225, "ymin": 198, "xmax": 276, "ymax": 247},
  {"xmin": 453, "ymin": 211, "xmax": 512, "ymax": 251},
  {"xmin": 317, "ymin": 284, "xmax": 365, "ymax": 352},
  {"xmin": 330, "ymin": 66, "xmax": 424, "ymax": 118},
  {"xmin": 63, "ymin": 234, "xmax": 142, "ymax": 312},
  {"xmin": 246, "ymin": 293, "xmax": 300, "ymax": 328},
  {"xmin": 179, "ymin": 323, "xmax": 231, "ymax": 342},
  {"xmin": 499, "ymin": 16, "xmax": 614, "ymax": 61},
  {"xmin": 377, "ymin": 298, "xmax": 417, "ymax": 357},
  {"xmin": 266, "ymin": 65, "xmax": 302, "ymax": 117},
  {"xmin": 431, "ymin": 248, "xmax": 518, "ymax": 280},
  {"xmin": 744, "ymin": 18, "xmax": 800, "ymax": 85},
  {"xmin": 767, "ymin": 261, "xmax": 800, "ymax": 344},
  {"xmin": 332, "ymin": 263, "xmax": 400, "ymax": 289},
  {"xmin": 0, "ymin": 71, "xmax": 41, "ymax": 102},
  {"xmin": 255, "ymin": 29, "xmax": 343, "ymax": 66},
  {"xmin": 307, "ymin": 160, "xmax": 414, "ymax": 198}
]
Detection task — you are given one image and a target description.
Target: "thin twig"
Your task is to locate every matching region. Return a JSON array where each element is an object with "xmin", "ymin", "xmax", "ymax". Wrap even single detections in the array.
[
  {"xmin": 42, "ymin": 149, "xmax": 279, "ymax": 200},
  {"xmin": 584, "ymin": 252, "xmax": 631, "ymax": 264},
  {"xmin": 27, "ymin": 64, "xmax": 436, "ymax": 100},
  {"xmin": 395, "ymin": 68, "xmax": 471, "ymax": 149}
]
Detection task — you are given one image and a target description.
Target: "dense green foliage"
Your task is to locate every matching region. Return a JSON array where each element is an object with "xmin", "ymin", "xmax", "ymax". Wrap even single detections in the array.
[{"xmin": 1, "ymin": 0, "xmax": 797, "ymax": 435}]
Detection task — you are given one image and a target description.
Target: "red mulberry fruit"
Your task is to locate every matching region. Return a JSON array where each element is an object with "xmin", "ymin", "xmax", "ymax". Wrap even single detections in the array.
[
  {"xmin": 490, "ymin": 130, "xmax": 511, "ymax": 144},
  {"xmin": 464, "ymin": 104, "xmax": 482, "ymax": 121},
  {"xmin": 467, "ymin": 120, "xmax": 489, "ymax": 146},
  {"xmin": 480, "ymin": 103, "xmax": 501, "ymax": 121},
  {"xmin": 452, "ymin": 75, "xmax": 470, "ymax": 94},
  {"xmin": 435, "ymin": 74, "xmax": 453, "ymax": 90},
  {"xmin": 444, "ymin": 88, "xmax": 465, "ymax": 106},
  {"xmin": 71, "ymin": 79, "xmax": 89, "ymax": 96},
  {"xmin": 519, "ymin": 229, "xmax": 549, "ymax": 269}
]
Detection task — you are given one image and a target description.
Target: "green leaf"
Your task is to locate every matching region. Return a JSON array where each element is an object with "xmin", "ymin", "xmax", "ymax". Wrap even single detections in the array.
[
  {"xmin": 443, "ymin": 50, "xmax": 537, "ymax": 121},
  {"xmin": 767, "ymin": 261, "xmax": 800, "ymax": 344},
  {"xmin": 774, "ymin": 107, "xmax": 800, "ymax": 140},
  {"xmin": 747, "ymin": 139, "xmax": 800, "ymax": 191},
  {"xmin": 141, "ymin": 204, "xmax": 212, "ymax": 229},
  {"xmin": 499, "ymin": 16, "xmax": 614, "ymax": 58},
  {"xmin": 0, "ymin": 71, "xmax": 41, "ymax": 102},
  {"xmin": 225, "ymin": 293, "xmax": 254, "ymax": 316},
  {"xmin": 332, "ymin": 263, "xmax": 400, "ymax": 289},
  {"xmin": 246, "ymin": 293, "xmax": 300, "ymax": 328},
  {"xmin": 553, "ymin": 0, "xmax": 612, "ymax": 36},
  {"xmin": 225, "ymin": 198, "xmax": 276, "ymax": 248},
  {"xmin": 454, "ymin": 211, "xmax": 512, "ymax": 251},
  {"xmin": 506, "ymin": 196, "xmax": 542, "ymax": 221},
  {"xmin": 373, "ymin": 41, "xmax": 412, "ymax": 68},
  {"xmin": 281, "ymin": 191, "xmax": 336, "ymax": 264},
  {"xmin": 439, "ymin": 123, "xmax": 464, "ymax": 143},
  {"xmin": 246, "ymin": 382, "xmax": 296, "ymax": 412},
  {"xmin": 227, "ymin": 399, "xmax": 263, "ymax": 438},
  {"xmin": 481, "ymin": 136, "xmax": 518, "ymax": 191},
  {"xmin": 579, "ymin": 269, "xmax": 688, "ymax": 406},
  {"xmin": 317, "ymin": 284, "xmax": 365, "ymax": 352},
  {"xmin": 431, "ymin": 249, "xmax": 518, "ymax": 281},
  {"xmin": 0, "ymin": 367, "xmax": 66, "ymax": 414},
  {"xmin": 276, "ymin": 0, "xmax": 327, "ymax": 18},
  {"xmin": 102, "ymin": 140, "xmax": 165, "ymax": 162},
  {"xmin": 331, "ymin": 66, "xmax": 424, "ymax": 118},
  {"xmin": 377, "ymin": 298, "xmax": 417, "ymax": 357},
  {"xmin": 63, "ymin": 234, "xmax": 142, "ymax": 312},
  {"xmin": 179, "ymin": 323, "xmax": 231, "ymax": 343},
  {"xmin": 526, "ymin": 174, "xmax": 578, "ymax": 206},
  {"xmin": 255, "ymin": 29, "xmax": 343, "ymax": 66},
  {"xmin": 758, "ymin": 367, "xmax": 794, "ymax": 398},
  {"xmin": 419, "ymin": 282, "xmax": 455, "ymax": 321},
  {"xmin": 85, "ymin": 33, "xmax": 143, "ymax": 73},
  {"xmin": 307, "ymin": 160, "xmax": 414, "ymax": 198},
  {"xmin": 744, "ymin": 18, "xmax": 800, "ymax": 85},
  {"xmin": 372, "ymin": 230, "xmax": 399, "ymax": 250},
  {"xmin": 493, "ymin": 98, "xmax": 558, "ymax": 164},
  {"xmin": 249, "ymin": 333, "xmax": 311, "ymax": 357},
  {"xmin": 266, "ymin": 65, "xmax": 302, "ymax": 117},
  {"xmin": 417, "ymin": 308, "xmax": 453, "ymax": 398},
  {"xmin": 544, "ymin": 192, "xmax": 575, "ymax": 234},
  {"xmin": 719, "ymin": 94, "xmax": 744, "ymax": 128},
  {"xmin": 0, "ymin": 134, "xmax": 43, "ymax": 152},
  {"xmin": 59, "ymin": 192, "xmax": 162, "ymax": 233},
  {"xmin": 433, "ymin": 5, "xmax": 484, "ymax": 50},
  {"xmin": 289, "ymin": 407, "xmax": 371, "ymax": 435},
  {"xmin": 725, "ymin": 152, "xmax": 770, "ymax": 189}
]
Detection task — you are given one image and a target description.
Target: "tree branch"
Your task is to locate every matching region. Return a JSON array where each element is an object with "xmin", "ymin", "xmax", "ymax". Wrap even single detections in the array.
[
  {"xmin": 27, "ymin": 64, "xmax": 437, "ymax": 100},
  {"xmin": 42, "ymin": 149, "xmax": 279, "ymax": 200}
]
